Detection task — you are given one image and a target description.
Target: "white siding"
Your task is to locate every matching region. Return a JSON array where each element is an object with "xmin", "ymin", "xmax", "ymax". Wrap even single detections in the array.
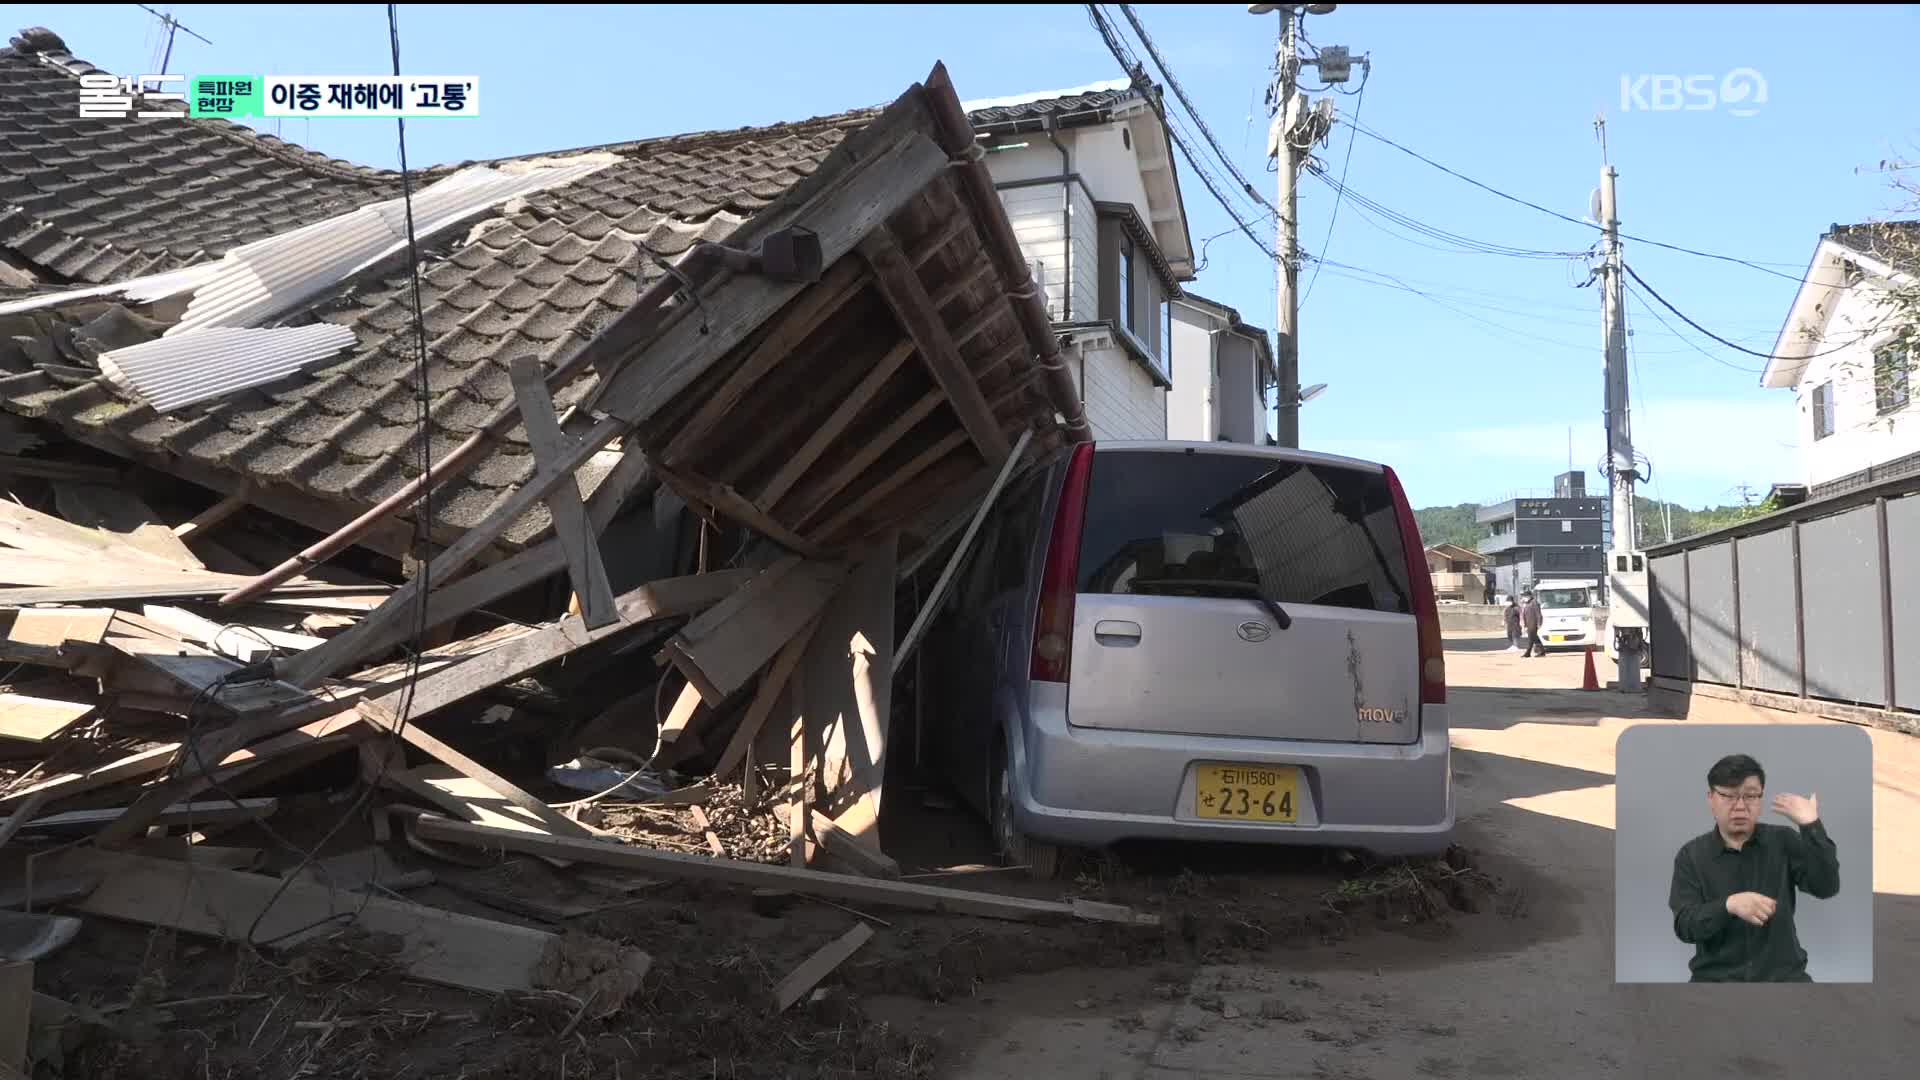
[
  {"xmin": 999, "ymin": 182, "xmax": 1070, "ymax": 322},
  {"xmin": 1218, "ymin": 335, "xmax": 1262, "ymax": 445},
  {"xmin": 1072, "ymin": 124, "xmax": 1153, "ymax": 227},
  {"xmin": 1796, "ymin": 283, "xmax": 1920, "ymax": 486},
  {"xmin": 1069, "ymin": 181, "xmax": 1099, "ymax": 323},
  {"xmin": 1081, "ymin": 344, "xmax": 1167, "ymax": 441},
  {"xmin": 1166, "ymin": 311, "xmax": 1215, "ymax": 441}
]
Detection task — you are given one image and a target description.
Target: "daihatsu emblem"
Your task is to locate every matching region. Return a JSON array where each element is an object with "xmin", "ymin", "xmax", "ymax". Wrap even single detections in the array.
[{"xmin": 1237, "ymin": 621, "xmax": 1271, "ymax": 643}]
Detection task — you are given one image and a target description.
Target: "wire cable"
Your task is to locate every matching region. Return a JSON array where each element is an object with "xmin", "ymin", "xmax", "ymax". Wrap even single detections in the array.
[
  {"xmin": 1622, "ymin": 262, "xmax": 1878, "ymax": 365},
  {"xmin": 1300, "ymin": 75, "xmax": 1363, "ymax": 307}
]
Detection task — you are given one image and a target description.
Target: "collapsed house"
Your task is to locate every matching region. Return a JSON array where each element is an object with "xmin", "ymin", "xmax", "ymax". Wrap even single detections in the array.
[{"xmin": 0, "ymin": 25, "xmax": 1153, "ymax": 1038}]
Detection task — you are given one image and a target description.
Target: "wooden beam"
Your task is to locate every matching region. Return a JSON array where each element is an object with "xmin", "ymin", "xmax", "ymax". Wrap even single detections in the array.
[
  {"xmin": 782, "ymin": 389, "xmax": 945, "ymax": 528},
  {"xmin": 508, "ymin": 357, "xmax": 618, "ymax": 630},
  {"xmin": 359, "ymin": 699, "xmax": 592, "ymax": 840},
  {"xmin": 0, "ymin": 456, "xmax": 122, "ymax": 485},
  {"xmin": 948, "ymin": 302, "xmax": 1004, "ymax": 352},
  {"xmin": 657, "ymin": 682, "xmax": 705, "ymax": 745},
  {"xmin": 591, "ymin": 130, "xmax": 948, "ymax": 433},
  {"xmin": 53, "ymin": 486, "xmax": 205, "ymax": 570},
  {"xmin": 926, "ymin": 258, "xmax": 998, "ymax": 313},
  {"xmin": 59, "ymin": 850, "xmax": 574, "ymax": 995},
  {"xmin": 757, "ymin": 339, "xmax": 916, "ymax": 509},
  {"xmin": 171, "ymin": 488, "xmax": 251, "ymax": 540},
  {"xmin": 906, "ymin": 214, "xmax": 976, "ymax": 270},
  {"xmin": 0, "ymin": 745, "xmax": 178, "ymax": 810},
  {"xmin": 710, "ymin": 615, "xmax": 819, "ymax": 782},
  {"xmin": 771, "ymin": 922, "xmax": 873, "ymax": 1013},
  {"xmin": 355, "ymin": 570, "xmax": 749, "ymax": 724},
  {"xmin": 857, "ymin": 230, "xmax": 1010, "ymax": 467},
  {"xmin": 660, "ymin": 258, "xmax": 870, "ymax": 464},
  {"xmin": 655, "ymin": 462, "xmax": 827, "ymax": 560},
  {"xmin": 404, "ymin": 813, "xmax": 1159, "ymax": 925},
  {"xmin": 0, "ymin": 579, "xmax": 382, "ymax": 608},
  {"xmin": 662, "ymin": 559, "xmax": 846, "ymax": 706},
  {"xmin": 0, "ymin": 499, "xmax": 187, "ymax": 571},
  {"xmin": 810, "ymin": 429, "xmax": 971, "ymax": 544},
  {"xmin": 0, "ymin": 695, "xmax": 93, "ymax": 743},
  {"xmin": 8, "ymin": 798, "xmax": 276, "ymax": 835},
  {"xmin": 897, "ymin": 428, "xmax": 1032, "ymax": 665},
  {"xmin": 788, "ymin": 668, "xmax": 809, "ymax": 869},
  {"xmin": 810, "ymin": 809, "xmax": 900, "ymax": 879}
]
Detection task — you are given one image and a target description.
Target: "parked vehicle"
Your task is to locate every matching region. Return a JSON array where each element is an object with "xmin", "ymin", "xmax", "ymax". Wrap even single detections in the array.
[
  {"xmin": 920, "ymin": 441, "xmax": 1453, "ymax": 877},
  {"xmin": 1533, "ymin": 578, "xmax": 1600, "ymax": 651}
]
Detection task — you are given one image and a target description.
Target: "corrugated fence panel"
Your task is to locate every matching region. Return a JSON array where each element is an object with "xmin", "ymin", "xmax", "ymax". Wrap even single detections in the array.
[
  {"xmin": 1889, "ymin": 494, "xmax": 1920, "ymax": 712},
  {"xmin": 1650, "ymin": 552, "xmax": 1689, "ymax": 679},
  {"xmin": 1688, "ymin": 542, "xmax": 1737, "ymax": 686},
  {"xmin": 1801, "ymin": 506, "xmax": 1887, "ymax": 705},
  {"xmin": 1735, "ymin": 528, "xmax": 1799, "ymax": 695}
]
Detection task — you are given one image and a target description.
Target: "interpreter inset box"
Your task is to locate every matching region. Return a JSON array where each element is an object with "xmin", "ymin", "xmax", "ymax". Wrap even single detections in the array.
[{"xmin": 1614, "ymin": 723, "xmax": 1872, "ymax": 983}]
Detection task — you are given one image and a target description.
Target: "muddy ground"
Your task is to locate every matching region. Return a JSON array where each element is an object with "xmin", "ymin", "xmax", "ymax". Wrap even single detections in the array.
[{"xmin": 24, "ymin": 778, "xmax": 1515, "ymax": 1080}]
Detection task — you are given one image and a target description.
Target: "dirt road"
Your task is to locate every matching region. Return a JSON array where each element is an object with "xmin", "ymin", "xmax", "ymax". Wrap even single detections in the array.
[{"xmin": 925, "ymin": 635, "xmax": 1920, "ymax": 1079}]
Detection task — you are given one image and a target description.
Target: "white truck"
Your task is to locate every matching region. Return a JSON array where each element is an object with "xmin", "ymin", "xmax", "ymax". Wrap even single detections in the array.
[{"xmin": 1533, "ymin": 578, "xmax": 1601, "ymax": 651}]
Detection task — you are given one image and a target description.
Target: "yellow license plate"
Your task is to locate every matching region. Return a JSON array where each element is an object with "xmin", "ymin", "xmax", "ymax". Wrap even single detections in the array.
[
  {"xmin": 1195, "ymin": 764, "xmax": 1299, "ymax": 822},
  {"xmin": 1549, "ymin": 634, "xmax": 1566, "ymax": 643}
]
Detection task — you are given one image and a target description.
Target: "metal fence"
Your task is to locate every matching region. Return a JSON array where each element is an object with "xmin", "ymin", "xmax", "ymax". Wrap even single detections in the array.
[{"xmin": 1647, "ymin": 473, "xmax": 1920, "ymax": 714}]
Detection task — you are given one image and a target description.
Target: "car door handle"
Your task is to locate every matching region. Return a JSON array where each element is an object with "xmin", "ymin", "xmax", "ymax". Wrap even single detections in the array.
[{"xmin": 1094, "ymin": 620, "xmax": 1142, "ymax": 646}]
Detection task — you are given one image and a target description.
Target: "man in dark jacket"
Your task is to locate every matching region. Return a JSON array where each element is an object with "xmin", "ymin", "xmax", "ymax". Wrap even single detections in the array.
[
  {"xmin": 1667, "ymin": 753, "xmax": 1839, "ymax": 982},
  {"xmin": 1520, "ymin": 591, "xmax": 1544, "ymax": 657},
  {"xmin": 1503, "ymin": 595, "xmax": 1523, "ymax": 652}
]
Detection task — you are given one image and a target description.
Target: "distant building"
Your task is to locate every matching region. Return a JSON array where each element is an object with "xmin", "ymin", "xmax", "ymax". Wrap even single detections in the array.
[
  {"xmin": 1763, "ymin": 220, "xmax": 1919, "ymax": 497},
  {"xmin": 1476, "ymin": 471, "xmax": 1606, "ymax": 597},
  {"xmin": 1166, "ymin": 292, "xmax": 1274, "ymax": 444},
  {"xmin": 1424, "ymin": 543, "xmax": 1491, "ymax": 603}
]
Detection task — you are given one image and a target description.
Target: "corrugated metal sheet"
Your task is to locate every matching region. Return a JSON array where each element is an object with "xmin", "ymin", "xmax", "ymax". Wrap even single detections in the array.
[
  {"xmin": 98, "ymin": 325, "xmax": 359, "ymax": 413},
  {"xmin": 168, "ymin": 159, "xmax": 615, "ymax": 337},
  {"xmin": 1230, "ymin": 467, "xmax": 1410, "ymax": 611},
  {"xmin": 0, "ymin": 264, "xmax": 217, "ymax": 317}
]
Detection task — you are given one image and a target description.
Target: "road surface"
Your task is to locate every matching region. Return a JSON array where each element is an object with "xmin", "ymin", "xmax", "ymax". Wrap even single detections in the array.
[{"xmin": 935, "ymin": 634, "xmax": 1920, "ymax": 1079}]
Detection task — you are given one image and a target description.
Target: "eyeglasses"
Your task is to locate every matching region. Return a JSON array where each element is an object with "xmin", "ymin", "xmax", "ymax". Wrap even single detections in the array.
[{"xmin": 1712, "ymin": 789, "xmax": 1764, "ymax": 805}]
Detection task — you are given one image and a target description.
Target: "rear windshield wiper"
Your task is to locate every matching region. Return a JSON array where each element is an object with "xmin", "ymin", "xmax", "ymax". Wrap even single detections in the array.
[{"xmin": 1130, "ymin": 578, "xmax": 1291, "ymax": 630}]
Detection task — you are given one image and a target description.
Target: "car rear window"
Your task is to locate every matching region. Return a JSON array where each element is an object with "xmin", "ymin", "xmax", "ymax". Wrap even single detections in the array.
[
  {"xmin": 1076, "ymin": 450, "xmax": 1414, "ymax": 614},
  {"xmin": 1540, "ymin": 588, "xmax": 1592, "ymax": 608}
]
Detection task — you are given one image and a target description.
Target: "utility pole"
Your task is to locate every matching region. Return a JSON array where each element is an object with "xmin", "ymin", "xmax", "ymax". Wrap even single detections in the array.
[
  {"xmin": 1250, "ymin": 4, "xmax": 1345, "ymax": 448},
  {"xmin": 1596, "ymin": 130, "xmax": 1647, "ymax": 689}
]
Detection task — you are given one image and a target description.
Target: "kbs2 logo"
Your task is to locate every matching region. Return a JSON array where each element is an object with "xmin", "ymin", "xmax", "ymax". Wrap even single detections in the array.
[{"xmin": 1619, "ymin": 69, "xmax": 1766, "ymax": 117}]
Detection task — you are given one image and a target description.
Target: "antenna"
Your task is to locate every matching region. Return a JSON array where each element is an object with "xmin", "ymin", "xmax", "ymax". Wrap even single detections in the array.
[{"xmin": 134, "ymin": 5, "xmax": 212, "ymax": 74}]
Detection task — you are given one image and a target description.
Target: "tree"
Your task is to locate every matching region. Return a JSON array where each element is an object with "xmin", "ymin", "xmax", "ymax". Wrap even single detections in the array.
[{"xmin": 1413, "ymin": 503, "xmax": 1490, "ymax": 550}]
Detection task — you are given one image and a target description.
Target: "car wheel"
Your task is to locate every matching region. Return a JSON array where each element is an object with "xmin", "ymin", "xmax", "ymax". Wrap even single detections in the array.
[{"xmin": 993, "ymin": 747, "xmax": 1061, "ymax": 880}]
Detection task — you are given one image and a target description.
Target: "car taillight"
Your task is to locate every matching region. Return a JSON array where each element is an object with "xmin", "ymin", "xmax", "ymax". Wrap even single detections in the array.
[
  {"xmin": 1383, "ymin": 466, "xmax": 1446, "ymax": 705},
  {"xmin": 1031, "ymin": 442, "xmax": 1094, "ymax": 683}
]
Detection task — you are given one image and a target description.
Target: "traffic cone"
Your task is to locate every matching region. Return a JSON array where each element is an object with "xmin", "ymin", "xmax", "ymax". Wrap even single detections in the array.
[{"xmin": 1580, "ymin": 644, "xmax": 1601, "ymax": 691}]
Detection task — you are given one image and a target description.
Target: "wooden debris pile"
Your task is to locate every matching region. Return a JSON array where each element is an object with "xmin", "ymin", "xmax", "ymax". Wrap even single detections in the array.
[{"xmin": 0, "ymin": 63, "xmax": 1153, "ymax": 1072}]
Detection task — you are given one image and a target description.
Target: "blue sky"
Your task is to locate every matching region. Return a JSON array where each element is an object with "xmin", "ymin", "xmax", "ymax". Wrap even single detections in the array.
[{"xmin": 8, "ymin": 3, "xmax": 1918, "ymax": 509}]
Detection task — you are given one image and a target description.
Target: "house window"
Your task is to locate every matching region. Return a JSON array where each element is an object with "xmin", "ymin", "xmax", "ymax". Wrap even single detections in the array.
[
  {"xmin": 1875, "ymin": 344, "xmax": 1911, "ymax": 415},
  {"xmin": 1118, "ymin": 233, "xmax": 1135, "ymax": 334},
  {"xmin": 1812, "ymin": 380, "xmax": 1836, "ymax": 440},
  {"xmin": 1561, "ymin": 520, "xmax": 1573, "ymax": 533}
]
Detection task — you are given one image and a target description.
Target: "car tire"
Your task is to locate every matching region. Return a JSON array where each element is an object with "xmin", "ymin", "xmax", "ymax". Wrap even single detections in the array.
[{"xmin": 992, "ymin": 746, "xmax": 1062, "ymax": 880}]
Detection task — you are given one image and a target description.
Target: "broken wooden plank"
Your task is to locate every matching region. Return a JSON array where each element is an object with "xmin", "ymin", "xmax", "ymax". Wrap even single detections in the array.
[
  {"xmin": 509, "ymin": 356, "xmax": 618, "ymax": 630},
  {"xmin": 0, "ymin": 874, "xmax": 99, "ymax": 912},
  {"xmin": 0, "ymin": 745, "xmax": 177, "ymax": 809},
  {"xmin": 782, "ymin": 389, "xmax": 945, "ymax": 527},
  {"xmin": 655, "ymin": 463, "xmax": 828, "ymax": 560},
  {"xmin": 0, "ymin": 499, "xmax": 187, "ymax": 571},
  {"xmin": 171, "ymin": 488, "xmax": 250, "ymax": 541},
  {"xmin": 688, "ymin": 805, "xmax": 725, "ymax": 857},
  {"xmin": 0, "ymin": 580, "xmax": 384, "ymax": 607},
  {"xmin": 292, "ymin": 847, "xmax": 415, "ymax": 893},
  {"xmin": 359, "ymin": 701, "xmax": 593, "ymax": 840},
  {"xmin": 53, "ymin": 486, "xmax": 205, "ymax": 570},
  {"xmin": 857, "ymin": 230, "xmax": 1010, "ymax": 467},
  {"xmin": 105, "ymin": 647, "xmax": 315, "ymax": 717},
  {"xmin": 8, "ymin": 798, "xmax": 275, "ymax": 835},
  {"xmin": 710, "ymin": 615, "xmax": 819, "ymax": 782},
  {"xmin": 139, "ymin": 606, "xmax": 324, "ymax": 662},
  {"xmin": 897, "ymin": 427, "xmax": 1032, "ymax": 666},
  {"xmin": 378, "ymin": 764, "xmax": 554, "ymax": 836},
  {"xmin": 810, "ymin": 809, "xmax": 900, "ymax": 880},
  {"xmin": 0, "ymin": 695, "xmax": 93, "ymax": 743},
  {"xmin": 757, "ymin": 339, "xmax": 917, "ymax": 509},
  {"xmin": 771, "ymin": 922, "xmax": 873, "ymax": 1013},
  {"xmin": 406, "ymin": 814, "xmax": 1159, "ymax": 925},
  {"xmin": 810, "ymin": 429, "xmax": 971, "ymax": 544},
  {"xmin": 59, "ymin": 850, "xmax": 565, "ymax": 994},
  {"xmin": 663, "ymin": 558, "xmax": 846, "ymax": 706},
  {"xmin": 789, "ymin": 665, "xmax": 810, "ymax": 869},
  {"xmin": 656, "ymin": 681, "xmax": 705, "ymax": 745}
]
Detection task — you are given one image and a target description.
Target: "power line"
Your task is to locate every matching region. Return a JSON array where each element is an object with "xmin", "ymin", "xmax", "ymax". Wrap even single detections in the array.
[
  {"xmin": 1300, "ymin": 75, "xmax": 1363, "ymax": 307},
  {"xmin": 1307, "ymin": 164, "xmax": 1588, "ymax": 260},
  {"xmin": 1623, "ymin": 284, "xmax": 1764, "ymax": 374},
  {"xmin": 1622, "ymin": 262, "xmax": 1876, "ymax": 366},
  {"xmin": 1085, "ymin": 4, "xmax": 1278, "ymax": 263},
  {"xmin": 1346, "ymin": 121, "xmax": 1811, "ymax": 284},
  {"xmin": 1116, "ymin": 4, "xmax": 1277, "ymax": 216}
]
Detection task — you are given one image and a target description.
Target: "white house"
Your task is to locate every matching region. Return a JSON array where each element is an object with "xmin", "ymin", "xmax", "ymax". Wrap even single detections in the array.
[
  {"xmin": 1167, "ymin": 292, "xmax": 1275, "ymax": 444},
  {"xmin": 964, "ymin": 81, "xmax": 1196, "ymax": 441},
  {"xmin": 1764, "ymin": 221, "xmax": 1919, "ymax": 496}
]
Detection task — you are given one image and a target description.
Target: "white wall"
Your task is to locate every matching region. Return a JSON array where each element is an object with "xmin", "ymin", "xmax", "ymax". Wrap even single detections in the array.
[
  {"xmin": 1218, "ymin": 334, "xmax": 1261, "ymax": 445},
  {"xmin": 1796, "ymin": 283, "xmax": 1920, "ymax": 486},
  {"xmin": 984, "ymin": 141, "xmax": 1102, "ymax": 325},
  {"xmin": 1167, "ymin": 307, "xmax": 1214, "ymax": 441},
  {"xmin": 1081, "ymin": 343, "xmax": 1166, "ymax": 441},
  {"xmin": 1071, "ymin": 124, "xmax": 1153, "ymax": 226},
  {"xmin": 1068, "ymin": 180, "xmax": 1098, "ymax": 323},
  {"xmin": 997, "ymin": 181, "xmax": 1069, "ymax": 323}
]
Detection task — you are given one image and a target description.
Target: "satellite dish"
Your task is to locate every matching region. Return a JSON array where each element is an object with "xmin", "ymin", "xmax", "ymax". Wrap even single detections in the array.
[
  {"xmin": 1299, "ymin": 383, "xmax": 1329, "ymax": 403},
  {"xmin": 1587, "ymin": 188, "xmax": 1602, "ymax": 225}
]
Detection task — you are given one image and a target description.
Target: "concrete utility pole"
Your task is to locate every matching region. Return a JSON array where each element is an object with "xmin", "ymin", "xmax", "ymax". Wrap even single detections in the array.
[
  {"xmin": 1597, "ymin": 148, "xmax": 1648, "ymax": 688},
  {"xmin": 1250, "ymin": 4, "xmax": 1345, "ymax": 448}
]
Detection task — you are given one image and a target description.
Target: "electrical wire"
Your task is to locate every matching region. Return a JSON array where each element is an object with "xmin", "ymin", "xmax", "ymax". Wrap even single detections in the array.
[
  {"xmin": 1299, "ymin": 75, "xmax": 1363, "ymax": 308},
  {"xmin": 1085, "ymin": 4, "xmax": 1279, "ymax": 263},
  {"xmin": 1307, "ymin": 165, "xmax": 1588, "ymax": 260},
  {"xmin": 1345, "ymin": 121, "xmax": 1813, "ymax": 284},
  {"xmin": 1623, "ymin": 284, "xmax": 1765, "ymax": 374},
  {"xmin": 1622, "ymin": 262, "xmax": 1883, "ymax": 366},
  {"xmin": 1116, "ymin": 4, "xmax": 1277, "ymax": 216}
]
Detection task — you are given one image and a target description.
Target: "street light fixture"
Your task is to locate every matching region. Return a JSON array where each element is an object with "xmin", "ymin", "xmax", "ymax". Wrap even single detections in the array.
[{"xmin": 1299, "ymin": 383, "xmax": 1329, "ymax": 403}]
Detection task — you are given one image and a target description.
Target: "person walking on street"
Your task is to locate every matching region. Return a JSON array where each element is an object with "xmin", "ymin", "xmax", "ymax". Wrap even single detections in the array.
[
  {"xmin": 1521, "ymin": 590, "xmax": 1545, "ymax": 657},
  {"xmin": 1504, "ymin": 594, "xmax": 1524, "ymax": 653},
  {"xmin": 1483, "ymin": 576, "xmax": 1495, "ymax": 606}
]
